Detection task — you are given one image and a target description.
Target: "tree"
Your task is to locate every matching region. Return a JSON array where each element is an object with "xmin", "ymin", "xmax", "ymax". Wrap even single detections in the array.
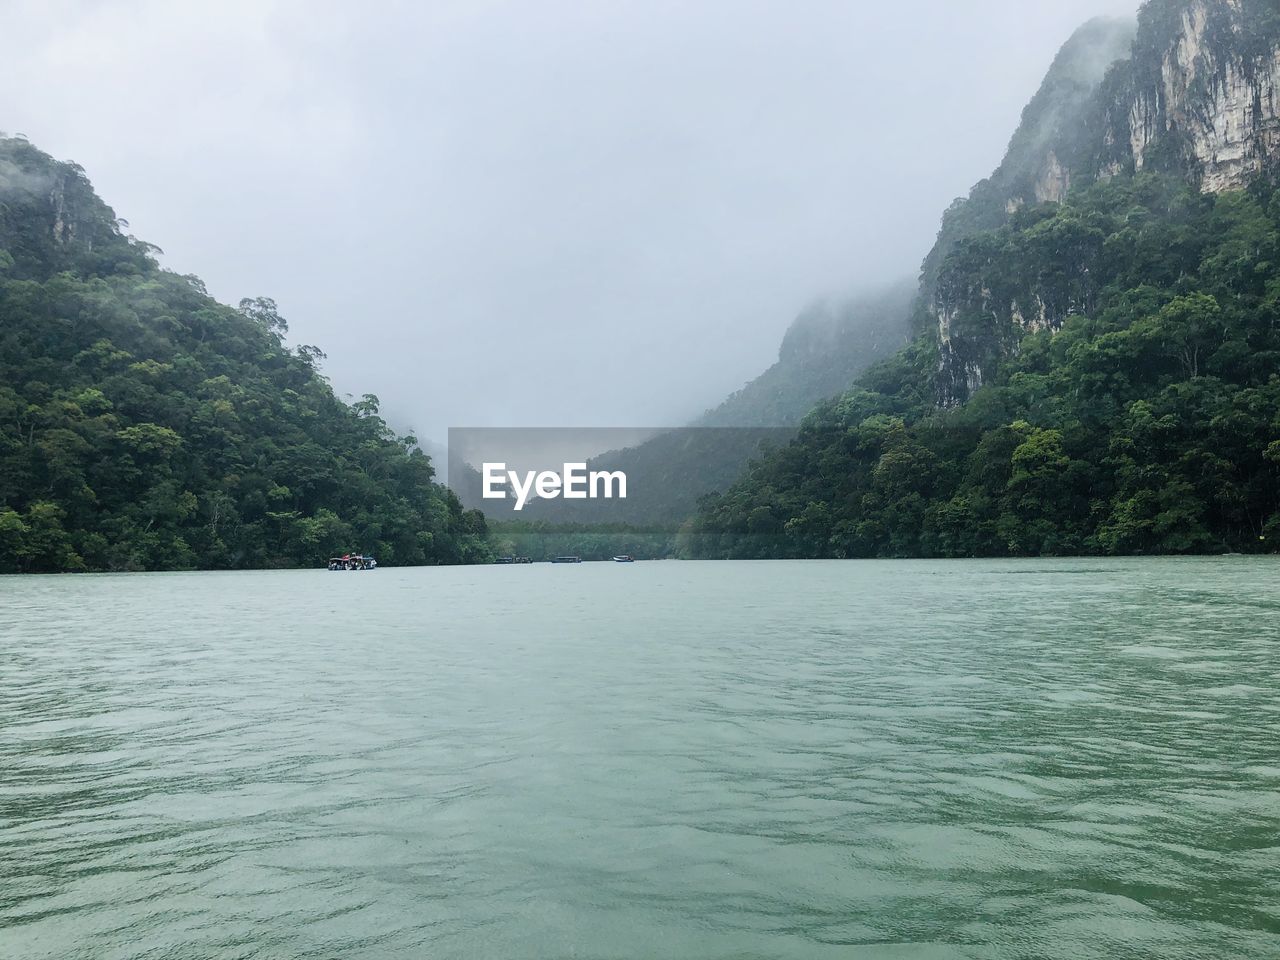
[{"xmin": 238, "ymin": 296, "xmax": 288, "ymax": 335}]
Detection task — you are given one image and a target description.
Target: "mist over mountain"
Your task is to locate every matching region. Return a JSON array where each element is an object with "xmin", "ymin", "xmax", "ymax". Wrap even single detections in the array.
[
  {"xmin": 480, "ymin": 12, "xmax": 1141, "ymax": 529},
  {"xmin": 12, "ymin": 0, "xmax": 1272, "ymax": 569},
  {"xmin": 918, "ymin": 16, "xmax": 1139, "ymax": 293},
  {"xmin": 688, "ymin": 0, "xmax": 1280, "ymax": 559},
  {"xmin": 485, "ymin": 280, "xmax": 916, "ymax": 526},
  {"xmin": 696, "ymin": 280, "xmax": 918, "ymax": 428},
  {"xmin": 933, "ymin": 0, "xmax": 1280, "ymax": 405},
  {"xmin": 1, "ymin": 0, "xmax": 1141, "ymax": 442}
]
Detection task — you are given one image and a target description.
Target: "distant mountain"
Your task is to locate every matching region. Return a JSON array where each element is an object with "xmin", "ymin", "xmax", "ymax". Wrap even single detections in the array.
[
  {"xmin": 0, "ymin": 137, "xmax": 491, "ymax": 571},
  {"xmin": 476, "ymin": 281, "xmax": 914, "ymax": 527},
  {"xmin": 686, "ymin": 0, "xmax": 1280, "ymax": 558},
  {"xmin": 697, "ymin": 279, "xmax": 916, "ymax": 427}
]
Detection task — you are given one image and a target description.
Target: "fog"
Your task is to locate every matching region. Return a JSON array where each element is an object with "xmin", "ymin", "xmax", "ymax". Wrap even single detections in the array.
[{"xmin": 2, "ymin": 0, "xmax": 1138, "ymax": 442}]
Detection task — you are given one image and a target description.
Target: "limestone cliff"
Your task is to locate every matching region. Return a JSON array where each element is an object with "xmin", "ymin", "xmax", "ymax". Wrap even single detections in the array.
[
  {"xmin": 0, "ymin": 136, "xmax": 127, "ymax": 278},
  {"xmin": 929, "ymin": 0, "xmax": 1280, "ymax": 407},
  {"xmin": 918, "ymin": 17, "xmax": 1136, "ymax": 295},
  {"xmin": 1112, "ymin": 0, "xmax": 1280, "ymax": 190}
]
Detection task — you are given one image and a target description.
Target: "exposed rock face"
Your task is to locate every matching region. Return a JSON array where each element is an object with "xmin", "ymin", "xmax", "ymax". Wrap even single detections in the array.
[
  {"xmin": 932, "ymin": 257, "xmax": 1097, "ymax": 409},
  {"xmin": 1033, "ymin": 150, "xmax": 1072, "ymax": 203},
  {"xmin": 49, "ymin": 178, "xmax": 79, "ymax": 246},
  {"xmin": 928, "ymin": 0, "xmax": 1280, "ymax": 406},
  {"xmin": 0, "ymin": 139, "xmax": 118, "ymax": 275},
  {"xmin": 918, "ymin": 17, "xmax": 1136, "ymax": 295},
  {"xmin": 934, "ymin": 303, "xmax": 987, "ymax": 409},
  {"xmin": 1125, "ymin": 0, "xmax": 1280, "ymax": 191}
]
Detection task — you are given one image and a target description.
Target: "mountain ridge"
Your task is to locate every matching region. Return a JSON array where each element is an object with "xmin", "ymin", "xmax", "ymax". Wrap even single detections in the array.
[
  {"xmin": 933, "ymin": 0, "xmax": 1280, "ymax": 405},
  {"xmin": 685, "ymin": 0, "xmax": 1280, "ymax": 559},
  {"xmin": 0, "ymin": 136, "xmax": 492, "ymax": 572}
]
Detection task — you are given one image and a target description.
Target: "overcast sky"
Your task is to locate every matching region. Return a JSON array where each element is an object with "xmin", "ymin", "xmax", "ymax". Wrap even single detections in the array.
[{"xmin": 3, "ymin": 0, "xmax": 1139, "ymax": 441}]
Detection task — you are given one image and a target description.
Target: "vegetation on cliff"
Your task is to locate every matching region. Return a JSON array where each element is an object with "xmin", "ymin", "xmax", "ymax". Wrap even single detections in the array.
[
  {"xmin": 684, "ymin": 173, "xmax": 1280, "ymax": 557},
  {"xmin": 0, "ymin": 137, "xmax": 491, "ymax": 572},
  {"xmin": 918, "ymin": 16, "xmax": 1136, "ymax": 294},
  {"xmin": 684, "ymin": 0, "xmax": 1280, "ymax": 559}
]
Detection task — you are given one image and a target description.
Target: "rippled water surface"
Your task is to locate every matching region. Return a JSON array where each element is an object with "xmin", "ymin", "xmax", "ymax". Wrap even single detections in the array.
[{"xmin": 2, "ymin": 559, "xmax": 1279, "ymax": 958}]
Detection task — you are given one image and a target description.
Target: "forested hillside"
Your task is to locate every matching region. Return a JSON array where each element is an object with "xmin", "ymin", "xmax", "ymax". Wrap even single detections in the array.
[
  {"xmin": 684, "ymin": 173, "xmax": 1280, "ymax": 557},
  {"xmin": 685, "ymin": 0, "xmax": 1280, "ymax": 558},
  {"xmin": 0, "ymin": 137, "xmax": 491, "ymax": 572}
]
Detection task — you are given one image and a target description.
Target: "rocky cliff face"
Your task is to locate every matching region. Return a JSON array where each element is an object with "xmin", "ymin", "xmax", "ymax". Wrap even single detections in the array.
[
  {"xmin": 918, "ymin": 17, "xmax": 1136, "ymax": 296},
  {"xmin": 1120, "ymin": 0, "xmax": 1280, "ymax": 191},
  {"xmin": 0, "ymin": 137, "xmax": 126, "ymax": 279},
  {"xmin": 929, "ymin": 0, "xmax": 1280, "ymax": 407}
]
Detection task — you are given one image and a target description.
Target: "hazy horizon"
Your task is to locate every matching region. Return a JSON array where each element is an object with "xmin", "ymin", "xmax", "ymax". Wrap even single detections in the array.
[{"xmin": 3, "ymin": 0, "xmax": 1140, "ymax": 442}]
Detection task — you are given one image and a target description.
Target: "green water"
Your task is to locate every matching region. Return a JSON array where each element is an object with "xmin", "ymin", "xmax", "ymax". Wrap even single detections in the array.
[{"xmin": 1, "ymin": 558, "xmax": 1278, "ymax": 958}]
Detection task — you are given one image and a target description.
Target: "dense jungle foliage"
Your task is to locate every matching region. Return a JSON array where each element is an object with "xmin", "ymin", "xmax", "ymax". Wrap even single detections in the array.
[
  {"xmin": 0, "ymin": 137, "xmax": 491, "ymax": 572},
  {"xmin": 684, "ymin": 173, "xmax": 1280, "ymax": 558}
]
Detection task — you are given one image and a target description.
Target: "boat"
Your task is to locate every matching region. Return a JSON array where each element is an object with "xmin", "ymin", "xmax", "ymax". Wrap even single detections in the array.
[
  {"xmin": 327, "ymin": 554, "xmax": 377, "ymax": 571},
  {"xmin": 550, "ymin": 556, "xmax": 582, "ymax": 563},
  {"xmin": 613, "ymin": 555, "xmax": 634, "ymax": 562}
]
